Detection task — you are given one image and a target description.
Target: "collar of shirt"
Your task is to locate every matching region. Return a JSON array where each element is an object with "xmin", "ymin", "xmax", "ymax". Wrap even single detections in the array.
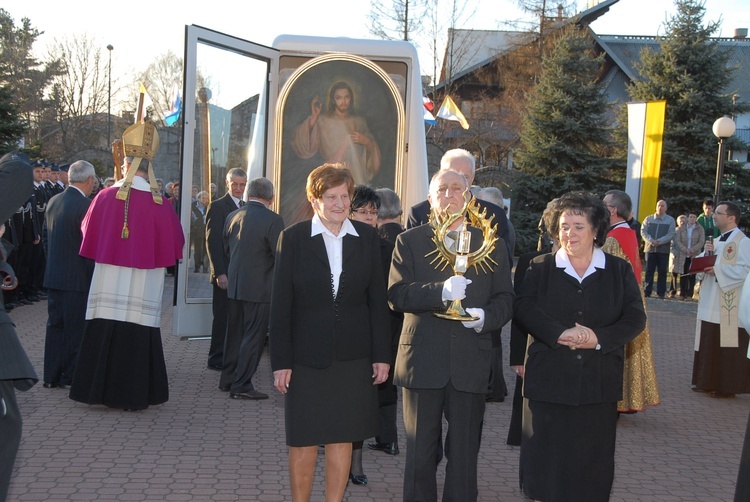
[
  {"xmin": 70, "ymin": 185, "xmax": 86, "ymax": 197},
  {"xmin": 311, "ymin": 214, "xmax": 359, "ymax": 239},
  {"xmin": 610, "ymin": 220, "xmax": 630, "ymax": 231},
  {"xmin": 113, "ymin": 176, "xmax": 150, "ymax": 192},
  {"xmin": 34, "ymin": 181, "xmax": 41, "ymax": 188},
  {"xmin": 555, "ymin": 247, "xmax": 606, "ymax": 283},
  {"xmin": 229, "ymin": 194, "xmax": 242, "ymax": 208}
]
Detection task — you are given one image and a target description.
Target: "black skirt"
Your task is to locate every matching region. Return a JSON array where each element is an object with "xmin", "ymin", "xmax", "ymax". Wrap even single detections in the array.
[
  {"xmin": 285, "ymin": 357, "xmax": 378, "ymax": 447},
  {"xmin": 521, "ymin": 399, "xmax": 618, "ymax": 502},
  {"xmin": 69, "ymin": 319, "xmax": 169, "ymax": 410}
]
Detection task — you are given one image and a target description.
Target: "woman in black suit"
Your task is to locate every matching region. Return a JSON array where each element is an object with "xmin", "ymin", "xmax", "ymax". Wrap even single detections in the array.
[
  {"xmin": 514, "ymin": 192, "xmax": 646, "ymax": 501},
  {"xmin": 270, "ymin": 164, "xmax": 391, "ymax": 501}
]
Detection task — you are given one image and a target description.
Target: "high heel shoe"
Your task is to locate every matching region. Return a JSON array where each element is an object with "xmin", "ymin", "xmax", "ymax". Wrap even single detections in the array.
[{"xmin": 349, "ymin": 472, "xmax": 368, "ymax": 485}]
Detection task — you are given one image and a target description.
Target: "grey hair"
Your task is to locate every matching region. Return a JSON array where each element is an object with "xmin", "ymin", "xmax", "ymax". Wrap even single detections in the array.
[
  {"xmin": 226, "ymin": 168, "xmax": 247, "ymax": 182},
  {"xmin": 604, "ymin": 189, "xmax": 632, "ymax": 220},
  {"xmin": 440, "ymin": 148, "xmax": 475, "ymax": 174},
  {"xmin": 477, "ymin": 186, "xmax": 504, "ymax": 207},
  {"xmin": 246, "ymin": 177, "xmax": 274, "ymax": 200},
  {"xmin": 68, "ymin": 160, "xmax": 96, "ymax": 183},
  {"xmin": 375, "ymin": 187, "xmax": 402, "ymax": 219}
]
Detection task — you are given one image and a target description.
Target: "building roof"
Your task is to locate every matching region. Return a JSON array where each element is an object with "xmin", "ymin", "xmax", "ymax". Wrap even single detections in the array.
[
  {"xmin": 593, "ymin": 33, "xmax": 750, "ymax": 100},
  {"xmin": 436, "ymin": 0, "xmax": 621, "ymax": 90}
]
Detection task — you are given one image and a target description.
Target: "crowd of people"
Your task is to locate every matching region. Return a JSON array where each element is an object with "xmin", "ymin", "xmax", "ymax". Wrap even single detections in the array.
[{"xmin": 2, "ymin": 140, "xmax": 749, "ymax": 502}]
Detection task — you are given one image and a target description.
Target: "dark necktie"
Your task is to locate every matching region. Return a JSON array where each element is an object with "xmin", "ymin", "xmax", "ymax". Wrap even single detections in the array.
[
  {"xmin": 238, "ymin": 200, "xmax": 245, "ymax": 208},
  {"xmin": 719, "ymin": 232, "xmax": 730, "ymax": 242}
]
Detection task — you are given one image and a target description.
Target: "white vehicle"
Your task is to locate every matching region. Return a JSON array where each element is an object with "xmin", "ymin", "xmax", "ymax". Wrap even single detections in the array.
[{"xmin": 173, "ymin": 25, "xmax": 429, "ymax": 338}]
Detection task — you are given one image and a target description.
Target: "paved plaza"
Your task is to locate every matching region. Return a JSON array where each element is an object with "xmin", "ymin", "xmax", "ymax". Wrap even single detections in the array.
[{"xmin": 5, "ymin": 278, "xmax": 748, "ymax": 501}]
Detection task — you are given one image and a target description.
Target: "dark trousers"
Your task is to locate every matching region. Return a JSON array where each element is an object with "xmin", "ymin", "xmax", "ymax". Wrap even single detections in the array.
[
  {"xmin": 208, "ymin": 283, "xmax": 228, "ymax": 367},
  {"xmin": 402, "ymin": 382, "xmax": 485, "ymax": 502},
  {"xmin": 219, "ymin": 299, "xmax": 268, "ymax": 393},
  {"xmin": 680, "ymin": 258, "xmax": 696, "ymax": 298},
  {"xmin": 644, "ymin": 252, "xmax": 668, "ymax": 297},
  {"xmin": 44, "ymin": 289, "xmax": 87, "ymax": 386},
  {"xmin": 376, "ymin": 401, "xmax": 398, "ymax": 444},
  {"xmin": 486, "ymin": 331, "xmax": 507, "ymax": 401},
  {"xmin": 31, "ymin": 242, "xmax": 45, "ymax": 292},
  {"xmin": 0, "ymin": 381, "xmax": 22, "ymax": 502}
]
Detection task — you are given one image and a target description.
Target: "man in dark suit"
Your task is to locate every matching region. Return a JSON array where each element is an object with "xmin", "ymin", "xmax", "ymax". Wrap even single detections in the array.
[
  {"xmin": 388, "ymin": 170, "xmax": 514, "ymax": 502},
  {"xmin": 205, "ymin": 168, "xmax": 247, "ymax": 374},
  {"xmin": 406, "ymin": 148, "xmax": 513, "ymax": 269},
  {"xmin": 0, "ymin": 151, "xmax": 39, "ymax": 502},
  {"xmin": 220, "ymin": 177, "xmax": 283, "ymax": 400},
  {"xmin": 42, "ymin": 160, "xmax": 97, "ymax": 389}
]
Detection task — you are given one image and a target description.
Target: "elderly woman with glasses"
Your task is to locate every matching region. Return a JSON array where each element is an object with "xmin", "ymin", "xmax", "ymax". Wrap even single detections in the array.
[
  {"xmin": 269, "ymin": 164, "xmax": 391, "ymax": 501},
  {"xmin": 514, "ymin": 191, "xmax": 646, "ymax": 501}
]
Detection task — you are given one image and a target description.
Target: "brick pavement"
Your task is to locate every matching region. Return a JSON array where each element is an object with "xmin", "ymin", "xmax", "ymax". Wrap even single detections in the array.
[{"xmin": 5, "ymin": 281, "xmax": 747, "ymax": 501}]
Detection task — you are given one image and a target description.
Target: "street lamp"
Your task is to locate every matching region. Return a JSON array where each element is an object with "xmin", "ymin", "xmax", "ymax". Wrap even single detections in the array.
[
  {"xmin": 107, "ymin": 44, "xmax": 113, "ymax": 160},
  {"xmin": 712, "ymin": 115, "xmax": 736, "ymax": 205}
]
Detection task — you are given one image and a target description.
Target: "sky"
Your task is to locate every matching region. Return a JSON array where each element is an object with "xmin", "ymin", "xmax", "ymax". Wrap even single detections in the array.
[{"xmin": 4, "ymin": 0, "xmax": 750, "ymax": 86}]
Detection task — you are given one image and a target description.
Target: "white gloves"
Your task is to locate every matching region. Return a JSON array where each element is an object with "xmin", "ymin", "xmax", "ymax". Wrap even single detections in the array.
[
  {"xmin": 442, "ymin": 275, "xmax": 472, "ymax": 301},
  {"xmin": 461, "ymin": 308, "xmax": 485, "ymax": 332}
]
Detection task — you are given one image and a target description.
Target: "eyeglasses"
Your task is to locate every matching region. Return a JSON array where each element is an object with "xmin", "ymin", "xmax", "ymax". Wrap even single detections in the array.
[
  {"xmin": 352, "ymin": 209, "xmax": 378, "ymax": 217},
  {"xmin": 714, "ymin": 211, "xmax": 727, "ymax": 216}
]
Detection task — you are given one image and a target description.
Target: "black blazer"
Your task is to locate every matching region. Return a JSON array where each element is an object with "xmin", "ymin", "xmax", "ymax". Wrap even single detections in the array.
[
  {"xmin": 269, "ymin": 219, "xmax": 391, "ymax": 370},
  {"xmin": 205, "ymin": 194, "xmax": 240, "ymax": 281},
  {"xmin": 43, "ymin": 187, "xmax": 94, "ymax": 293},
  {"xmin": 514, "ymin": 252, "xmax": 646, "ymax": 405},
  {"xmin": 223, "ymin": 201, "xmax": 284, "ymax": 303},
  {"xmin": 388, "ymin": 224, "xmax": 514, "ymax": 393},
  {"xmin": 406, "ymin": 197, "xmax": 513, "ymax": 268},
  {"xmin": 509, "ymin": 250, "xmax": 545, "ymax": 366}
]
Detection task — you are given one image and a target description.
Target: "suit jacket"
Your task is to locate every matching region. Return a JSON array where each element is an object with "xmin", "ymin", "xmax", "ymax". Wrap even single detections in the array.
[
  {"xmin": 223, "ymin": 200, "xmax": 284, "ymax": 302},
  {"xmin": 43, "ymin": 187, "xmax": 94, "ymax": 292},
  {"xmin": 406, "ymin": 197, "xmax": 513, "ymax": 267},
  {"xmin": 269, "ymin": 219, "xmax": 391, "ymax": 370},
  {"xmin": 509, "ymin": 250, "xmax": 545, "ymax": 366},
  {"xmin": 205, "ymin": 193, "xmax": 240, "ymax": 281},
  {"xmin": 388, "ymin": 224, "xmax": 514, "ymax": 393},
  {"xmin": 514, "ymin": 252, "xmax": 646, "ymax": 406}
]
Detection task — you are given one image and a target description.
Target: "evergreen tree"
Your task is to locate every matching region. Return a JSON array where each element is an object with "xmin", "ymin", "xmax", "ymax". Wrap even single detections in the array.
[
  {"xmin": 626, "ymin": 0, "xmax": 749, "ymax": 222},
  {"xmin": 0, "ymin": 9, "xmax": 61, "ymax": 153},
  {"xmin": 0, "ymin": 84, "xmax": 26, "ymax": 154},
  {"xmin": 512, "ymin": 25, "xmax": 617, "ymax": 252}
]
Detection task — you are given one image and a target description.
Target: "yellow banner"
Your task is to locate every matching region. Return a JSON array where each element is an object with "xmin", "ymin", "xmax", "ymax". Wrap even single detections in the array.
[
  {"xmin": 637, "ymin": 101, "xmax": 666, "ymax": 219},
  {"xmin": 626, "ymin": 101, "xmax": 666, "ymax": 221}
]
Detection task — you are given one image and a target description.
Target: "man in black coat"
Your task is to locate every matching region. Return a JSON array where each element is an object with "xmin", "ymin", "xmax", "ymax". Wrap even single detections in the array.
[
  {"xmin": 389, "ymin": 170, "xmax": 514, "ymax": 502},
  {"xmin": 405, "ymin": 149, "xmax": 513, "ymax": 269},
  {"xmin": 205, "ymin": 168, "xmax": 247, "ymax": 373},
  {"xmin": 220, "ymin": 177, "xmax": 283, "ymax": 400},
  {"xmin": 42, "ymin": 160, "xmax": 97, "ymax": 389},
  {"xmin": 0, "ymin": 151, "xmax": 39, "ymax": 501}
]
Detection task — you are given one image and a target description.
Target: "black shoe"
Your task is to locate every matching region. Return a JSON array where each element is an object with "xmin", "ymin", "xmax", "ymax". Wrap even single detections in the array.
[
  {"xmin": 207, "ymin": 363, "xmax": 223, "ymax": 371},
  {"xmin": 219, "ymin": 385, "xmax": 230, "ymax": 392},
  {"xmin": 25, "ymin": 294, "xmax": 40, "ymax": 302},
  {"xmin": 349, "ymin": 473, "xmax": 368, "ymax": 485},
  {"xmin": 18, "ymin": 298, "xmax": 33, "ymax": 305},
  {"xmin": 43, "ymin": 382, "xmax": 59, "ymax": 389},
  {"xmin": 230, "ymin": 390, "xmax": 269, "ymax": 400},
  {"xmin": 367, "ymin": 441, "xmax": 399, "ymax": 455}
]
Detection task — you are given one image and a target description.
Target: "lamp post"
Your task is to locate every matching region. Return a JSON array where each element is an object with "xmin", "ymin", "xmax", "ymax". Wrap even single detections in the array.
[
  {"xmin": 107, "ymin": 44, "xmax": 113, "ymax": 156},
  {"xmin": 712, "ymin": 116, "xmax": 736, "ymax": 206}
]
